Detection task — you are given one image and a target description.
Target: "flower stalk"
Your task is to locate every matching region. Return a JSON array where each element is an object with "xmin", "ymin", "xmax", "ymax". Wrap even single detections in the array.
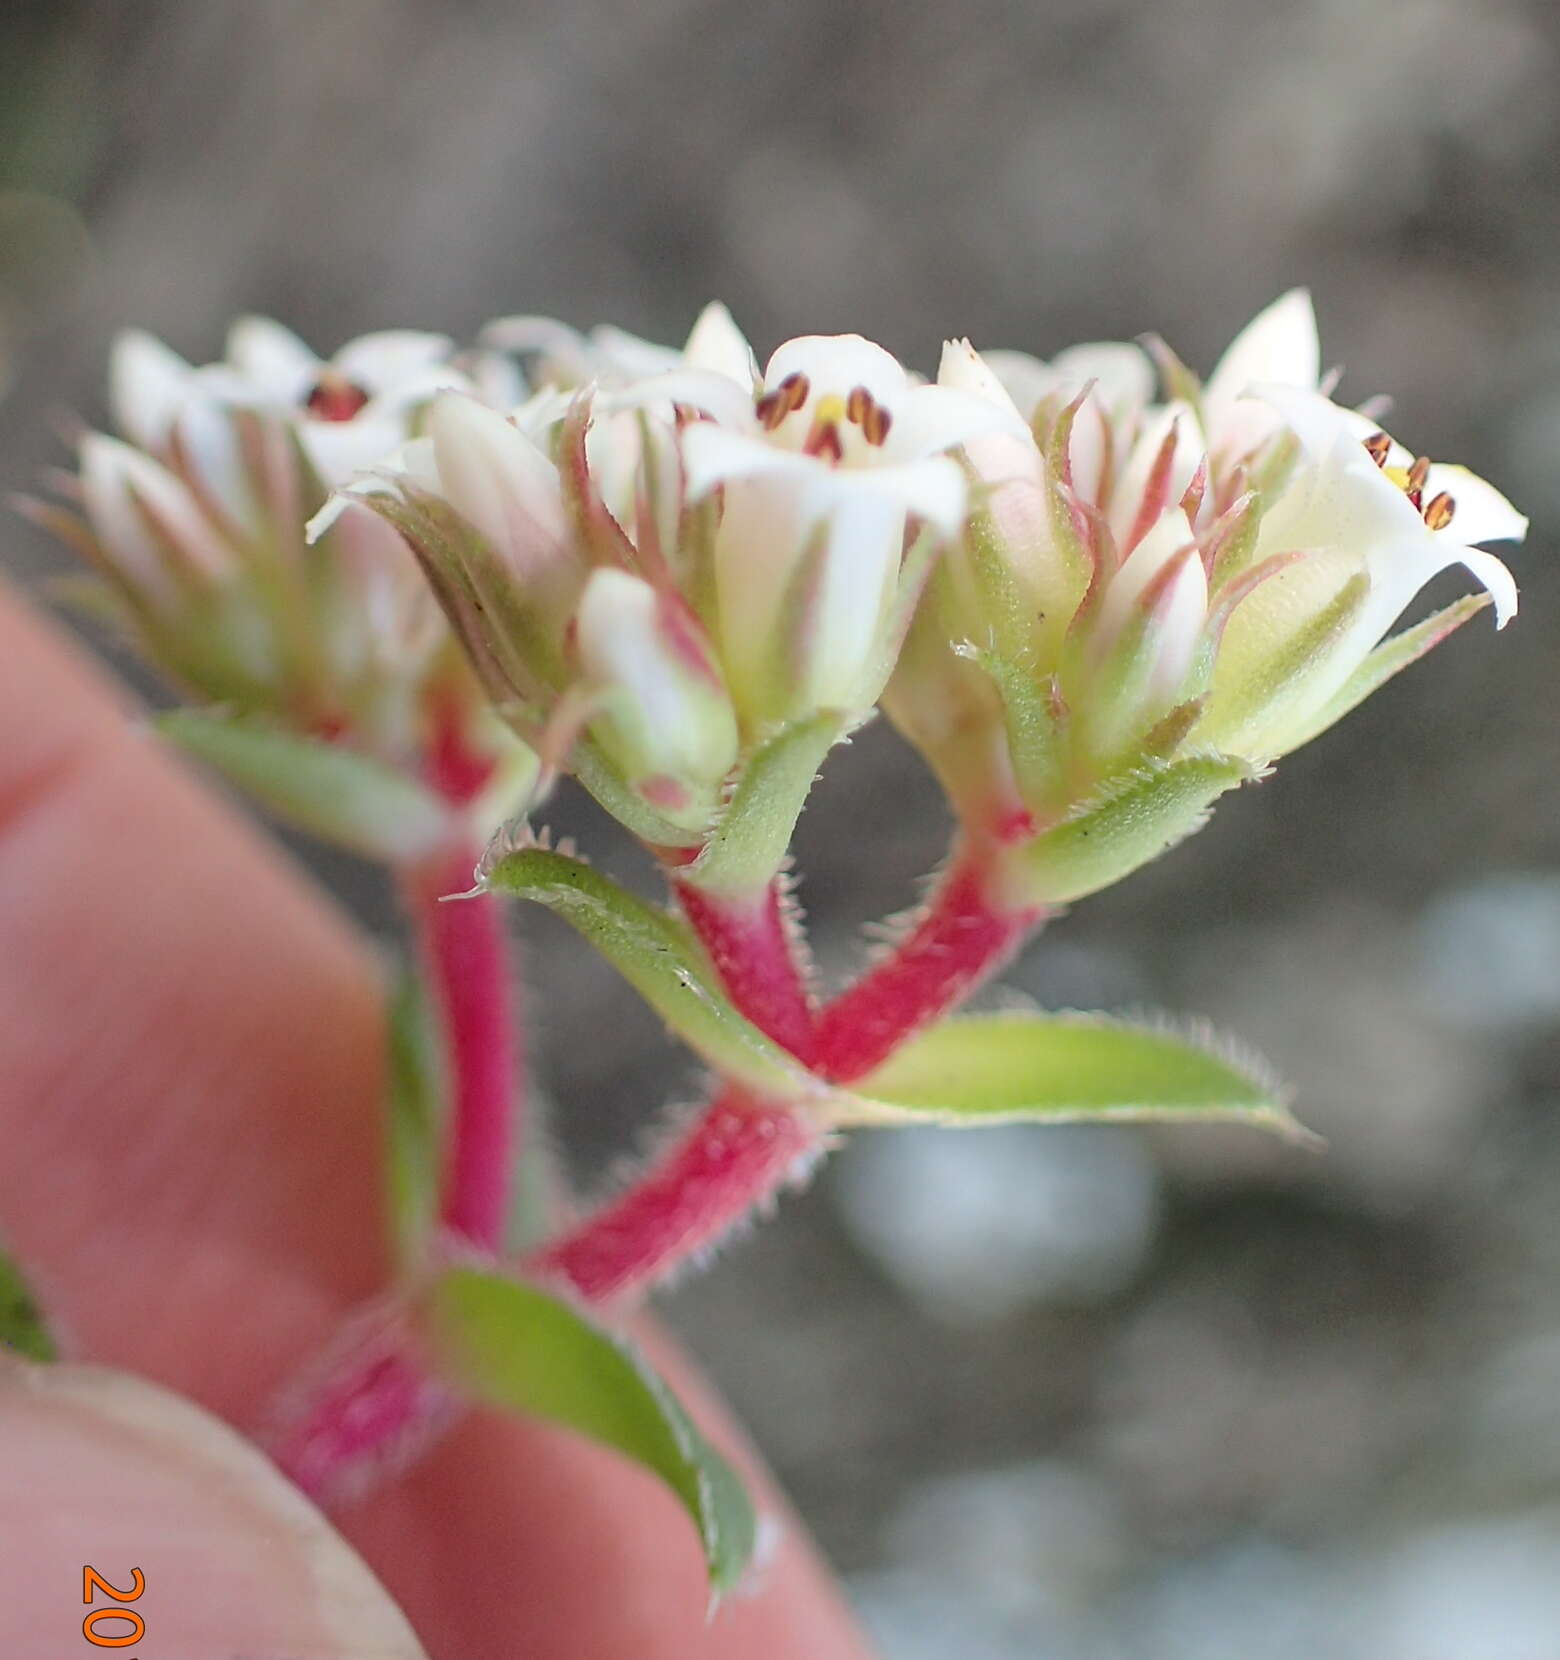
[{"xmin": 400, "ymin": 840, "xmax": 521, "ymax": 1255}]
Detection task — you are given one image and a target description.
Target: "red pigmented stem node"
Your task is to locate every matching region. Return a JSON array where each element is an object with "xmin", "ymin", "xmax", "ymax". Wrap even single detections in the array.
[
  {"xmin": 814, "ymin": 847, "xmax": 1047, "ymax": 1083},
  {"xmin": 673, "ymin": 878, "xmax": 818, "ymax": 1063},
  {"xmin": 528, "ymin": 1089, "xmax": 822, "ymax": 1305}
]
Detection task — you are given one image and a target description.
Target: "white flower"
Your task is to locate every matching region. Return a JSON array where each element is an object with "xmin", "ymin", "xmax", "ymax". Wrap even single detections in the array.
[
  {"xmin": 1198, "ymin": 381, "xmax": 1525, "ymax": 757},
  {"xmin": 108, "ymin": 319, "xmax": 511, "ymax": 491},
  {"xmin": 670, "ymin": 331, "xmax": 1024, "ymax": 722}
]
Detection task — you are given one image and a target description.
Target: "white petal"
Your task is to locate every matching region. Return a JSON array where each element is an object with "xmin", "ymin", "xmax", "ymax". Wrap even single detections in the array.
[
  {"xmin": 298, "ymin": 413, "xmax": 414, "ymax": 489},
  {"xmin": 979, "ymin": 349, "xmax": 1057, "ymax": 418},
  {"xmin": 764, "ymin": 334, "xmax": 908, "ymax": 412},
  {"xmin": 1099, "ymin": 508, "xmax": 1204, "ymax": 648},
  {"xmin": 1205, "ymin": 289, "xmax": 1321, "ymax": 413},
  {"xmin": 1421, "ymin": 463, "xmax": 1528, "ymax": 547},
  {"xmin": 681, "ymin": 422, "xmax": 806, "ymax": 498},
  {"xmin": 224, "ymin": 316, "xmax": 320, "ymax": 403},
  {"xmin": 1451, "ymin": 543, "xmax": 1519, "ymax": 627},
  {"xmin": 427, "ymin": 392, "xmax": 568, "ymax": 552},
  {"xmin": 334, "ymin": 330, "xmax": 454, "ymax": 394},
  {"xmin": 80, "ymin": 434, "xmax": 228, "ymax": 598},
  {"xmin": 108, "ymin": 330, "xmax": 195, "ymax": 450},
  {"xmin": 602, "ymin": 367, "xmax": 758, "ymax": 431},
  {"xmin": 577, "ymin": 567, "xmax": 737, "ymax": 783},
  {"xmin": 804, "ymin": 491, "xmax": 906, "ymax": 708},
  {"xmin": 1047, "ymin": 341, "xmax": 1155, "ymax": 419},
  {"xmin": 585, "ymin": 323, "xmax": 684, "ymax": 381},
  {"xmin": 681, "ymin": 302, "xmax": 758, "ymax": 387},
  {"xmin": 936, "ymin": 339, "xmax": 1024, "ymax": 419},
  {"xmin": 1251, "ymin": 382, "xmax": 1379, "ymax": 461},
  {"xmin": 1110, "ymin": 400, "xmax": 1204, "ymax": 551},
  {"xmin": 882, "ymin": 382, "xmax": 1028, "ymax": 463}
]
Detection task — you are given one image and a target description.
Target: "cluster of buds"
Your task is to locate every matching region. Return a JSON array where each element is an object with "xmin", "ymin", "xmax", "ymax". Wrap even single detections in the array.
[
  {"xmin": 882, "ymin": 291, "xmax": 1525, "ymax": 892},
  {"xmin": 32, "ymin": 319, "xmax": 521, "ymax": 782}
]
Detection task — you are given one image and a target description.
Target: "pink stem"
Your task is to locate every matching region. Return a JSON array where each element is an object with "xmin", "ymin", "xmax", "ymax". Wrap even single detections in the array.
[
  {"xmin": 534, "ymin": 846, "xmax": 1047, "ymax": 1307},
  {"xmin": 528, "ymin": 1089, "xmax": 823, "ymax": 1304},
  {"xmin": 672, "ymin": 877, "xmax": 817, "ymax": 1062},
  {"xmin": 813, "ymin": 845, "xmax": 1048, "ymax": 1083},
  {"xmin": 401, "ymin": 837, "xmax": 521, "ymax": 1255}
]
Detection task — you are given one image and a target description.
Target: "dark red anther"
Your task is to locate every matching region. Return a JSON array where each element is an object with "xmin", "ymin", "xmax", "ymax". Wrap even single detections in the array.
[
  {"xmin": 305, "ymin": 373, "xmax": 371, "ymax": 422},
  {"xmin": 1423, "ymin": 491, "xmax": 1457, "ymax": 530},
  {"xmin": 1362, "ymin": 431, "xmax": 1392, "ymax": 468}
]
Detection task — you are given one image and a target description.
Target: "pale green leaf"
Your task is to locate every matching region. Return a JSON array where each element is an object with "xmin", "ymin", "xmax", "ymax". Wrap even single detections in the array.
[
  {"xmin": 838, "ymin": 1011, "xmax": 1308, "ymax": 1140},
  {"xmin": 423, "ymin": 1268, "xmax": 757, "ymax": 1594},
  {"xmin": 484, "ymin": 847, "xmax": 812, "ymax": 1098},
  {"xmin": 160, "ymin": 710, "xmax": 451, "ymax": 862}
]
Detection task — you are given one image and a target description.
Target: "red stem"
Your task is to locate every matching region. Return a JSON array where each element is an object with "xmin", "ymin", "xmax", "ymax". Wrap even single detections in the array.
[
  {"xmin": 813, "ymin": 846, "xmax": 1047, "ymax": 1083},
  {"xmin": 401, "ymin": 837, "xmax": 521, "ymax": 1254},
  {"xmin": 529, "ymin": 1089, "xmax": 823, "ymax": 1304},
  {"xmin": 672, "ymin": 878, "xmax": 817, "ymax": 1063},
  {"xmin": 533, "ymin": 846, "xmax": 1046, "ymax": 1306}
]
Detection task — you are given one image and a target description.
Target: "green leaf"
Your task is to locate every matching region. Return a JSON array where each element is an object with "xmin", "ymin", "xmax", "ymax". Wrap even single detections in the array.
[
  {"xmin": 385, "ymin": 957, "xmax": 446, "ymax": 1265},
  {"xmin": 484, "ymin": 847, "xmax": 812, "ymax": 1098},
  {"xmin": 423, "ymin": 1268, "xmax": 757, "ymax": 1594},
  {"xmin": 684, "ymin": 712, "xmax": 844, "ymax": 897},
  {"xmin": 837, "ymin": 1011, "xmax": 1309, "ymax": 1140},
  {"xmin": 0, "ymin": 1248, "xmax": 57, "ymax": 1362},
  {"xmin": 160, "ymin": 710, "xmax": 452, "ymax": 863},
  {"xmin": 1016, "ymin": 752, "xmax": 1252, "ymax": 903}
]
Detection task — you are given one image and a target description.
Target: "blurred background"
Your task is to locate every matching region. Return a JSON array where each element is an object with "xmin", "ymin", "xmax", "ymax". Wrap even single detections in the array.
[{"xmin": 4, "ymin": 1, "xmax": 1560, "ymax": 1653}]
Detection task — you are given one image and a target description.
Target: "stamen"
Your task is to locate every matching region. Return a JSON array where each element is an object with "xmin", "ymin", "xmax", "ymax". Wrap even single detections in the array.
[
  {"xmin": 305, "ymin": 372, "xmax": 371, "ymax": 422},
  {"xmin": 861, "ymin": 399, "xmax": 892, "ymax": 446},
  {"xmin": 1423, "ymin": 491, "xmax": 1457, "ymax": 530},
  {"xmin": 780, "ymin": 371, "xmax": 810, "ymax": 414},
  {"xmin": 755, "ymin": 371, "xmax": 810, "ymax": 431},
  {"xmin": 1406, "ymin": 454, "xmax": 1431, "ymax": 495},
  {"xmin": 806, "ymin": 423, "xmax": 845, "ymax": 463},
  {"xmin": 846, "ymin": 385, "xmax": 871, "ymax": 425},
  {"xmin": 755, "ymin": 390, "xmax": 788, "ymax": 430},
  {"xmin": 1362, "ymin": 431, "xmax": 1392, "ymax": 468}
]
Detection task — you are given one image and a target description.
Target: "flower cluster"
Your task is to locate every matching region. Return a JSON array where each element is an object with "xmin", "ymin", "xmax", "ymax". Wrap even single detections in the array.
[
  {"xmin": 314, "ymin": 291, "xmax": 1524, "ymax": 901},
  {"xmin": 37, "ymin": 319, "xmax": 518, "ymax": 773},
  {"xmin": 890, "ymin": 291, "xmax": 1524, "ymax": 867}
]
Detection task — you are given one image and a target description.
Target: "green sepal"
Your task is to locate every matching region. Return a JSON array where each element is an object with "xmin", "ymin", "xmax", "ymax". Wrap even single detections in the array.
[
  {"xmin": 422, "ymin": 1267, "xmax": 757, "ymax": 1595},
  {"xmin": 384, "ymin": 956, "xmax": 446, "ymax": 1267},
  {"xmin": 682, "ymin": 711, "xmax": 845, "ymax": 898},
  {"xmin": 1016, "ymin": 752, "xmax": 1252, "ymax": 903},
  {"xmin": 570, "ymin": 740, "xmax": 708, "ymax": 849},
  {"xmin": 835, "ymin": 1011, "xmax": 1310, "ymax": 1142},
  {"xmin": 1196, "ymin": 570, "xmax": 1370, "ymax": 758},
  {"xmin": 0, "ymin": 1248, "xmax": 57, "ymax": 1362},
  {"xmin": 956, "ymin": 641, "xmax": 1062, "ymax": 812},
  {"xmin": 158, "ymin": 709, "xmax": 453, "ymax": 862},
  {"xmin": 1276, "ymin": 593, "xmax": 1491, "ymax": 756},
  {"xmin": 483, "ymin": 847, "xmax": 812, "ymax": 1098}
]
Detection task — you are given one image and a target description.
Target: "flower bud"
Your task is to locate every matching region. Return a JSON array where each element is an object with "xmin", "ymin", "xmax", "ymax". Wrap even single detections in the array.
[{"xmin": 574, "ymin": 568, "xmax": 739, "ymax": 828}]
